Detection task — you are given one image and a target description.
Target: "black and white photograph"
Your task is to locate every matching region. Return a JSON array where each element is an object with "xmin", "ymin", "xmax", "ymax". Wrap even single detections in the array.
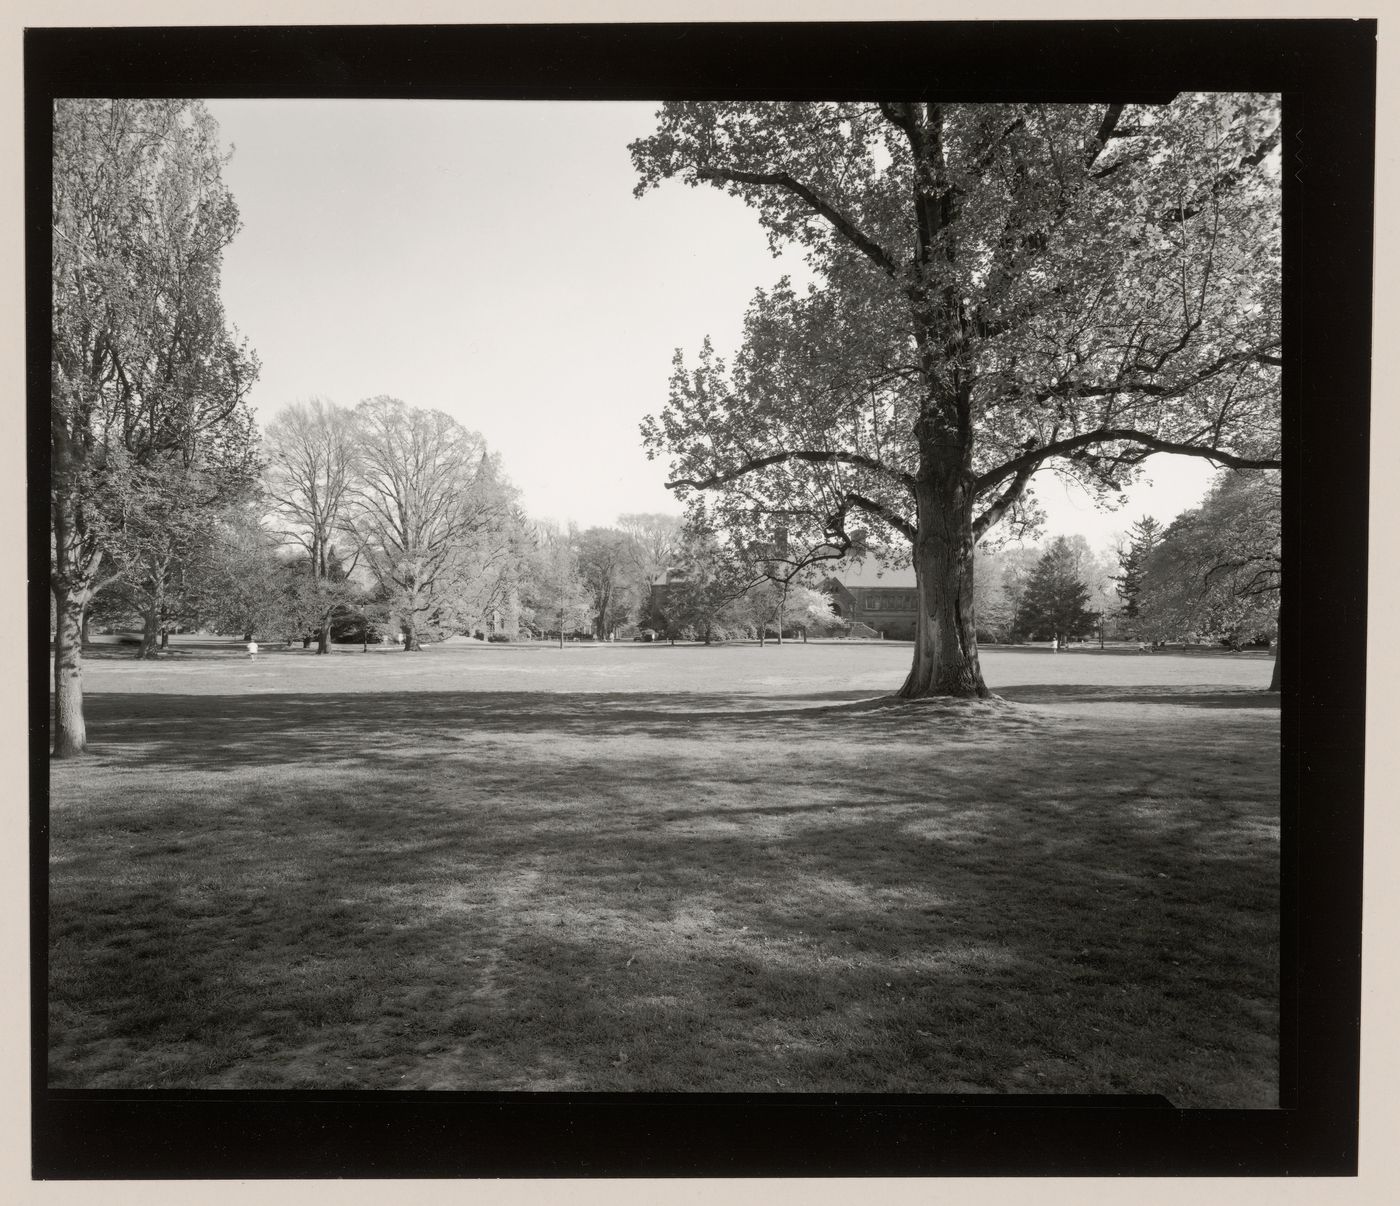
[{"xmin": 28, "ymin": 15, "xmax": 1375, "ymax": 1183}]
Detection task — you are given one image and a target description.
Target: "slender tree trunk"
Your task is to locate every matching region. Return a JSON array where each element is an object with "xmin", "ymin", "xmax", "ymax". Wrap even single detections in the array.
[
  {"xmin": 52, "ymin": 586, "xmax": 89, "ymax": 757},
  {"xmin": 160, "ymin": 627, "xmax": 170, "ymax": 650},
  {"xmin": 80, "ymin": 604, "xmax": 91, "ymax": 648},
  {"xmin": 1268, "ymin": 625, "xmax": 1281, "ymax": 693},
  {"xmin": 898, "ymin": 467, "xmax": 992, "ymax": 699}
]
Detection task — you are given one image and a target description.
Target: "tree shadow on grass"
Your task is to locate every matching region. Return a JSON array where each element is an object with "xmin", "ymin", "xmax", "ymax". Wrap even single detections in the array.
[
  {"xmin": 73, "ymin": 690, "xmax": 1045, "ymax": 772},
  {"xmin": 997, "ymin": 684, "xmax": 1281, "ymax": 709},
  {"xmin": 48, "ymin": 714, "xmax": 1279, "ymax": 1100},
  {"xmin": 50, "ymin": 679, "xmax": 1279, "ymax": 1099}
]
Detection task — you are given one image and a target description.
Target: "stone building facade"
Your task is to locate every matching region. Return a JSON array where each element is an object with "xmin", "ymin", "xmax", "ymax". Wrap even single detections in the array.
[{"xmin": 824, "ymin": 559, "xmax": 919, "ymax": 640}]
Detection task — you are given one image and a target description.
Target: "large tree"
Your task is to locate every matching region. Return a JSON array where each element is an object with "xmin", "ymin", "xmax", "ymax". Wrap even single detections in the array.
[
  {"xmin": 51, "ymin": 99, "xmax": 258, "ymax": 754},
  {"xmin": 617, "ymin": 512, "xmax": 684, "ymax": 591},
  {"xmin": 263, "ymin": 398, "xmax": 363, "ymax": 652},
  {"xmin": 633, "ymin": 97, "xmax": 1281, "ymax": 698},
  {"xmin": 188, "ymin": 504, "xmax": 304, "ymax": 641},
  {"xmin": 655, "ymin": 514, "xmax": 756, "ymax": 644},
  {"xmin": 575, "ymin": 527, "xmax": 639, "ymax": 641},
  {"xmin": 520, "ymin": 524, "xmax": 592, "ymax": 645},
  {"xmin": 99, "ymin": 452, "xmax": 258, "ymax": 657},
  {"xmin": 347, "ymin": 397, "xmax": 516, "ymax": 650}
]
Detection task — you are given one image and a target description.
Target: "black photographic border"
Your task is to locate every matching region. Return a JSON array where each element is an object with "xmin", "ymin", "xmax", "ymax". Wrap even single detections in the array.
[{"xmin": 26, "ymin": 18, "xmax": 1374, "ymax": 1179}]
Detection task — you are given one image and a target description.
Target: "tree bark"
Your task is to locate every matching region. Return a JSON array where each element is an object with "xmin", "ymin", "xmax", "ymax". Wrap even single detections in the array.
[
  {"xmin": 317, "ymin": 620, "xmax": 331, "ymax": 655},
  {"xmin": 402, "ymin": 617, "xmax": 423, "ymax": 651},
  {"xmin": 80, "ymin": 605, "xmax": 91, "ymax": 648},
  {"xmin": 1268, "ymin": 626, "xmax": 1281, "ymax": 693},
  {"xmin": 136, "ymin": 608, "xmax": 161, "ymax": 659},
  {"xmin": 898, "ymin": 467, "xmax": 992, "ymax": 699},
  {"xmin": 53, "ymin": 587, "xmax": 89, "ymax": 757}
]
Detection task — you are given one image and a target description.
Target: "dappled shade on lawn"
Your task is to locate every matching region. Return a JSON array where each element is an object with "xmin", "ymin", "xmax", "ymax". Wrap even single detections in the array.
[{"xmin": 49, "ymin": 642, "xmax": 1278, "ymax": 1101}]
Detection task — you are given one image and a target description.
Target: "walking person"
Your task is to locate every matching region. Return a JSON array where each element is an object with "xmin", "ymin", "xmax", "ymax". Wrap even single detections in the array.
[{"xmin": 246, "ymin": 639, "xmax": 259, "ymax": 661}]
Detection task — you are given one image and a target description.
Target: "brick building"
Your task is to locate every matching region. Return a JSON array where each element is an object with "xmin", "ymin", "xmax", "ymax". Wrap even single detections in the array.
[{"xmin": 824, "ymin": 558, "xmax": 919, "ymax": 640}]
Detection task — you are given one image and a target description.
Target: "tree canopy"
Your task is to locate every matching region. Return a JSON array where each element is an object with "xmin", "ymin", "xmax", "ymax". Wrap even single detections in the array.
[
  {"xmin": 633, "ymin": 97, "xmax": 1281, "ymax": 696},
  {"xmin": 1137, "ymin": 470, "xmax": 1281, "ymax": 656},
  {"xmin": 51, "ymin": 99, "xmax": 259, "ymax": 754}
]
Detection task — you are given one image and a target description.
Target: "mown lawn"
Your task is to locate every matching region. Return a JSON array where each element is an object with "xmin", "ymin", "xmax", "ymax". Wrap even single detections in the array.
[{"xmin": 48, "ymin": 640, "xmax": 1279, "ymax": 1103}]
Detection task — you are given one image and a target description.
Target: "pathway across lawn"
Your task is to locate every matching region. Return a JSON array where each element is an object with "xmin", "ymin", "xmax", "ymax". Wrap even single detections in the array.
[{"xmin": 48, "ymin": 639, "xmax": 1279, "ymax": 1102}]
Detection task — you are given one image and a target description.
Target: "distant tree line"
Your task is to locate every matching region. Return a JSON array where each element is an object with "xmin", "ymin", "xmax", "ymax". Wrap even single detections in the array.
[{"xmin": 971, "ymin": 469, "xmax": 1279, "ymax": 680}]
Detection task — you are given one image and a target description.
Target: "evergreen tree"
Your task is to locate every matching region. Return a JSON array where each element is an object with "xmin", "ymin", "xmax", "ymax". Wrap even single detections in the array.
[
  {"xmin": 1014, "ymin": 537, "xmax": 1099, "ymax": 644},
  {"xmin": 1114, "ymin": 516, "xmax": 1165, "ymax": 629}
]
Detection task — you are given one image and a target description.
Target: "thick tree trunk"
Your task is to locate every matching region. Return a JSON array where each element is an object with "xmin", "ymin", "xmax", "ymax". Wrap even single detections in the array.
[
  {"xmin": 317, "ymin": 621, "xmax": 331, "ymax": 655},
  {"xmin": 1268, "ymin": 627, "xmax": 1281, "ymax": 693},
  {"xmin": 402, "ymin": 617, "xmax": 423, "ymax": 651},
  {"xmin": 136, "ymin": 607, "xmax": 161, "ymax": 659},
  {"xmin": 52, "ymin": 587, "xmax": 88, "ymax": 757},
  {"xmin": 898, "ymin": 470, "xmax": 992, "ymax": 699},
  {"xmin": 79, "ymin": 605, "xmax": 91, "ymax": 648},
  {"xmin": 160, "ymin": 627, "xmax": 170, "ymax": 650}
]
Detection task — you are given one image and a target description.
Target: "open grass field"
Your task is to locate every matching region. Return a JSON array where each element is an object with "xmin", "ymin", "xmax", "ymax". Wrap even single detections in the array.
[{"xmin": 48, "ymin": 638, "xmax": 1279, "ymax": 1104}]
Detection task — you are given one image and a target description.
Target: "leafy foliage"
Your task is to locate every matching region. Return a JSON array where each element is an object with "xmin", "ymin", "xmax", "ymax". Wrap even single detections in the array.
[
  {"xmin": 576, "ymin": 527, "xmax": 641, "ymax": 641},
  {"xmin": 51, "ymin": 99, "xmax": 259, "ymax": 750},
  {"xmin": 1137, "ymin": 471, "xmax": 1280, "ymax": 646},
  {"xmin": 263, "ymin": 398, "xmax": 360, "ymax": 583},
  {"xmin": 519, "ymin": 524, "xmax": 593, "ymax": 640},
  {"xmin": 632, "ymin": 98, "xmax": 1281, "ymax": 694},
  {"xmin": 347, "ymin": 397, "xmax": 519, "ymax": 649}
]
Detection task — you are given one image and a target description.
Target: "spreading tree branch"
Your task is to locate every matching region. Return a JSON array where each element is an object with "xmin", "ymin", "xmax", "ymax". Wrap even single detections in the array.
[
  {"xmin": 695, "ymin": 165, "xmax": 900, "ymax": 278},
  {"xmin": 844, "ymin": 491, "xmax": 917, "ymax": 542},
  {"xmin": 972, "ymin": 463, "xmax": 1037, "ymax": 541},
  {"xmin": 977, "ymin": 427, "xmax": 1280, "ymax": 496},
  {"xmin": 667, "ymin": 448, "xmax": 915, "ymax": 493}
]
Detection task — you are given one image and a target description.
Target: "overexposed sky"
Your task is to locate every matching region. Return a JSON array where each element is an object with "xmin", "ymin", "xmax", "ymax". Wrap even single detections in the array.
[{"xmin": 207, "ymin": 99, "xmax": 1214, "ymax": 554}]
